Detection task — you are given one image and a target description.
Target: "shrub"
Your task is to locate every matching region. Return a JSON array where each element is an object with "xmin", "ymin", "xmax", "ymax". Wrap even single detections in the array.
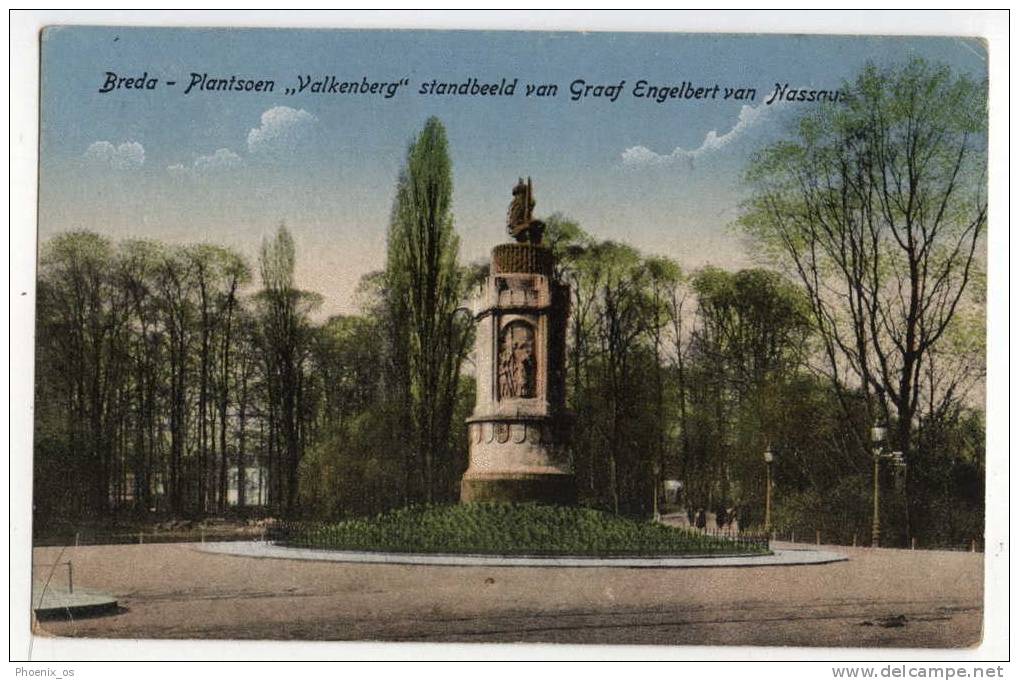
[{"xmin": 275, "ymin": 503, "xmax": 768, "ymax": 556}]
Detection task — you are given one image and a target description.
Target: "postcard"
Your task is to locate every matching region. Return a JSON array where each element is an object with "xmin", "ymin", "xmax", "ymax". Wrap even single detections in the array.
[{"xmin": 12, "ymin": 13, "xmax": 1005, "ymax": 664}]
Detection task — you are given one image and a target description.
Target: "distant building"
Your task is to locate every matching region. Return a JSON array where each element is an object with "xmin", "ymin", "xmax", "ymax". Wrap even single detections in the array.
[
  {"xmin": 227, "ymin": 466, "xmax": 269, "ymax": 507},
  {"xmin": 663, "ymin": 480, "xmax": 683, "ymax": 506},
  {"xmin": 109, "ymin": 466, "xmax": 269, "ymax": 509}
]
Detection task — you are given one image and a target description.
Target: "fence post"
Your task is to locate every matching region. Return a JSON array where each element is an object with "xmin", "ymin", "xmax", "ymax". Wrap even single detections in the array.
[
  {"xmin": 816, "ymin": 530, "xmax": 821, "ymax": 545},
  {"xmin": 138, "ymin": 531, "xmax": 143, "ymax": 545},
  {"xmin": 74, "ymin": 532, "xmax": 80, "ymax": 548},
  {"xmin": 791, "ymin": 531, "xmax": 795, "ymax": 543},
  {"xmin": 201, "ymin": 528, "xmax": 206, "ymax": 544},
  {"xmin": 911, "ymin": 537, "xmax": 916, "ymax": 550},
  {"xmin": 67, "ymin": 562, "xmax": 73, "ymax": 594},
  {"xmin": 970, "ymin": 539, "xmax": 977, "ymax": 553},
  {"xmin": 852, "ymin": 533, "xmax": 857, "ymax": 547}
]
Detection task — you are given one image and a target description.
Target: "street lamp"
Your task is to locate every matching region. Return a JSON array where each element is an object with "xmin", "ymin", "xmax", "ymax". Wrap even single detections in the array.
[
  {"xmin": 651, "ymin": 461, "xmax": 661, "ymax": 522},
  {"xmin": 868, "ymin": 422, "xmax": 908, "ymax": 546},
  {"xmin": 763, "ymin": 448, "xmax": 774, "ymax": 533},
  {"xmin": 871, "ymin": 422, "xmax": 886, "ymax": 547}
]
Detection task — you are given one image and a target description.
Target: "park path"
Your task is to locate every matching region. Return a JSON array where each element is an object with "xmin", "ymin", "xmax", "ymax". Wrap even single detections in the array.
[{"xmin": 30, "ymin": 542, "xmax": 982, "ymax": 647}]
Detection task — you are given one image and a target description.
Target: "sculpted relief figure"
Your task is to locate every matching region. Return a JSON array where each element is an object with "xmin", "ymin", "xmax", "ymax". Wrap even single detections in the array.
[{"xmin": 498, "ymin": 321, "xmax": 536, "ymax": 399}]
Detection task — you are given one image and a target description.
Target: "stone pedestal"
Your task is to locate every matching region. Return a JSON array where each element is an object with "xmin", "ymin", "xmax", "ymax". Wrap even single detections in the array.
[{"xmin": 460, "ymin": 242, "xmax": 575, "ymax": 505}]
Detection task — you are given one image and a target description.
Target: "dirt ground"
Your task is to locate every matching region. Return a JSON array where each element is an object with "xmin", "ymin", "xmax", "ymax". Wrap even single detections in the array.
[{"xmin": 30, "ymin": 541, "xmax": 982, "ymax": 648}]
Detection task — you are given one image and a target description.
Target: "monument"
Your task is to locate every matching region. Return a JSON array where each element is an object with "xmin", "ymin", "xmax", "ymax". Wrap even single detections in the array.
[{"xmin": 460, "ymin": 178, "xmax": 576, "ymax": 504}]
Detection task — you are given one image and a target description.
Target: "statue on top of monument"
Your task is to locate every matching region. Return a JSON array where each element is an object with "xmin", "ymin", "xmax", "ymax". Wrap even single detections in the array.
[{"xmin": 506, "ymin": 177, "xmax": 546, "ymax": 245}]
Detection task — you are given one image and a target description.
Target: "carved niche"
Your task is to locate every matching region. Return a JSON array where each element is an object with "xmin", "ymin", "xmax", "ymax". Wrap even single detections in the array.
[{"xmin": 497, "ymin": 320, "xmax": 536, "ymax": 399}]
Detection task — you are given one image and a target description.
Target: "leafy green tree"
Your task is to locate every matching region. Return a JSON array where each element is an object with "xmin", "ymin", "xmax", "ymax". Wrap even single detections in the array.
[
  {"xmin": 114, "ymin": 238, "xmax": 167, "ymax": 513},
  {"xmin": 212, "ymin": 249, "xmax": 251, "ymax": 510},
  {"xmin": 681, "ymin": 268, "xmax": 810, "ymax": 518},
  {"xmin": 692, "ymin": 268, "xmax": 810, "ymax": 399},
  {"xmin": 740, "ymin": 58, "xmax": 986, "ymax": 541},
  {"xmin": 298, "ymin": 402, "xmax": 406, "ymax": 519},
  {"xmin": 36, "ymin": 232, "xmax": 129, "ymax": 515},
  {"xmin": 183, "ymin": 244, "xmax": 252, "ymax": 511},
  {"xmin": 544, "ymin": 212, "xmax": 592, "ymax": 280},
  {"xmin": 643, "ymin": 256, "xmax": 684, "ymax": 514},
  {"xmin": 384, "ymin": 117, "xmax": 473, "ymax": 502},
  {"xmin": 257, "ymin": 225, "xmax": 321, "ymax": 514},
  {"xmin": 230, "ymin": 309, "xmax": 261, "ymax": 510},
  {"xmin": 579, "ymin": 242, "xmax": 652, "ymax": 513}
]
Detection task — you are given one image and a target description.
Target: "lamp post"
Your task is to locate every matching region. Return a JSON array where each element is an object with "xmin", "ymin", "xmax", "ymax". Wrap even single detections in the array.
[
  {"xmin": 651, "ymin": 461, "xmax": 660, "ymax": 521},
  {"xmin": 763, "ymin": 448, "xmax": 774, "ymax": 533},
  {"xmin": 870, "ymin": 419, "xmax": 908, "ymax": 547},
  {"xmin": 870, "ymin": 423, "xmax": 886, "ymax": 547}
]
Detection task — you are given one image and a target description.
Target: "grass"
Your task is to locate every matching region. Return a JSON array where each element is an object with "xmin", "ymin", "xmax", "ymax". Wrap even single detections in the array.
[{"xmin": 274, "ymin": 503, "xmax": 769, "ymax": 557}]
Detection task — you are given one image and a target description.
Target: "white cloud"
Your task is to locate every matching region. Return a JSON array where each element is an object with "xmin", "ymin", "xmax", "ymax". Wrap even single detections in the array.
[
  {"xmin": 621, "ymin": 104, "xmax": 771, "ymax": 168},
  {"xmin": 247, "ymin": 106, "xmax": 318, "ymax": 155},
  {"xmin": 84, "ymin": 140, "xmax": 145, "ymax": 169},
  {"xmin": 168, "ymin": 148, "xmax": 243, "ymax": 178},
  {"xmin": 194, "ymin": 147, "xmax": 243, "ymax": 171}
]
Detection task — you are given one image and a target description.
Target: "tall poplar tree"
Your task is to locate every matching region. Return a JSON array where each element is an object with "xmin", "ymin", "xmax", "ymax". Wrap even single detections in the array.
[{"xmin": 385, "ymin": 117, "xmax": 472, "ymax": 502}]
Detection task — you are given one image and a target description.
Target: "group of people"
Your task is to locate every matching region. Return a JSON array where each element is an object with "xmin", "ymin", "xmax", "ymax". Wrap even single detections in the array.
[{"xmin": 687, "ymin": 506, "xmax": 741, "ymax": 533}]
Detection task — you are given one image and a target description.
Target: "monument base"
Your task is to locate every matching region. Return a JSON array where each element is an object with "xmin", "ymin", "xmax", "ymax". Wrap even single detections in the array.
[{"xmin": 460, "ymin": 472, "xmax": 576, "ymax": 505}]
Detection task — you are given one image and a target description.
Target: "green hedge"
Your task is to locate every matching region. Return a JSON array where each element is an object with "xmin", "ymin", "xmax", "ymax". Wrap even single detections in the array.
[{"xmin": 272, "ymin": 503, "xmax": 769, "ymax": 556}]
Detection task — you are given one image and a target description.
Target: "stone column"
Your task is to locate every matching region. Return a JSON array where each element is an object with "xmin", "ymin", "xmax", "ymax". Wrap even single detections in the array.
[{"xmin": 460, "ymin": 242, "xmax": 575, "ymax": 504}]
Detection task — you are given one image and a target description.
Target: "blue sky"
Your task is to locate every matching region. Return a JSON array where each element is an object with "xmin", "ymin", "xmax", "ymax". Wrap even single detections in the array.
[{"xmin": 39, "ymin": 27, "xmax": 987, "ymax": 315}]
